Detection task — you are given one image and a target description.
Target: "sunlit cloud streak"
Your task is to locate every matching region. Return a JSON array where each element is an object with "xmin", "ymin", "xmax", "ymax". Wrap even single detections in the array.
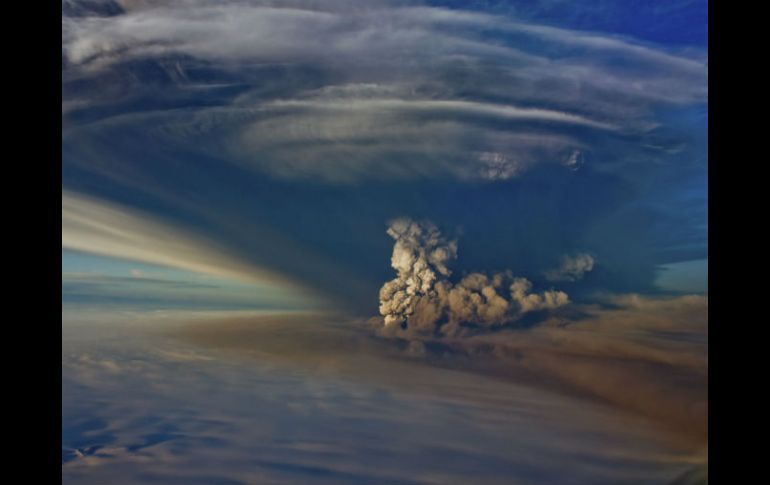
[{"xmin": 62, "ymin": 190, "xmax": 319, "ymax": 300}]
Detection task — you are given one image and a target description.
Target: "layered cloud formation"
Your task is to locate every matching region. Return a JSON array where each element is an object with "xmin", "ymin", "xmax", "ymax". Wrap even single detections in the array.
[
  {"xmin": 61, "ymin": 5, "xmax": 708, "ymax": 481},
  {"xmin": 62, "ymin": 190, "xmax": 326, "ymax": 309},
  {"xmin": 63, "ymin": 0, "xmax": 707, "ymax": 183},
  {"xmin": 63, "ymin": 307, "xmax": 705, "ymax": 485},
  {"xmin": 61, "ymin": 0, "xmax": 707, "ymax": 311},
  {"xmin": 63, "ymin": 190, "xmax": 287, "ymax": 285},
  {"xmin": 436, "ymin": 293, "xmax": 708, "ymax": 443},
  {"xmin": 379, "ymin": 218, "xmax": 568, "ymax": 337}
]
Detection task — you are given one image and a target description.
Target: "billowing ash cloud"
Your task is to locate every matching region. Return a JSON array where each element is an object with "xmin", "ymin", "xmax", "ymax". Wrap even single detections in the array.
[
  {"xmin": 378, "ymin": 218, "xmax": 568, "ymax": 338},
  {"xmin": 545, "ymin": 253, "xmax": 596, "ymax": 282}
]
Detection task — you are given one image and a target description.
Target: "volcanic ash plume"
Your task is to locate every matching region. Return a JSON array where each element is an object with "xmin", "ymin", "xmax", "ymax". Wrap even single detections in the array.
[
  {"xmin": 378, "ymin": 218, "xmax": 569, "ymax": 338},
  {"xmin": 545, "ymin": 253, "xmax": 595, "ymax": 282}
]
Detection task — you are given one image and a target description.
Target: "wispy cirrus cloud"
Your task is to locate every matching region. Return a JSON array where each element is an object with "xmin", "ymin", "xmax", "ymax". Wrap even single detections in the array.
[{"xmin": 62, "ymin": 0, "xmax": 706, "ymax": 183}]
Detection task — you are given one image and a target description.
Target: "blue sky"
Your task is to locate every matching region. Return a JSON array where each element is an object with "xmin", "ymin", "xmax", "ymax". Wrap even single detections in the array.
[{"xmin": 62, "ymin": 0, "xmax": 707, "ymax": 313}]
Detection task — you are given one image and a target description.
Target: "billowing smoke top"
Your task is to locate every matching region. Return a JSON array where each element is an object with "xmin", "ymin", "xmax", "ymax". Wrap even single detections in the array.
[{"xmin": 379, "ymin": 218, "xmax": 569, "ymax": 338}]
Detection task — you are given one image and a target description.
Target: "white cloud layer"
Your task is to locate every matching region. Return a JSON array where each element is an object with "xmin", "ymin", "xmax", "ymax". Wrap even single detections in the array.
[
  {"xmin": 62, "ymin": 190, "xmax": 316, "ymax": 298},
  {"xmin": 62, "ymin": 0, "xmax": 707, "ymax": 183}
]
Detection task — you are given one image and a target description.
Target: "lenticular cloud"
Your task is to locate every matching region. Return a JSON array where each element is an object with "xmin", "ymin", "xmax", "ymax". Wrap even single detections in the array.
[{"xmin": 378, "ymin": 218, "xmax": 569, "ymax": 338}]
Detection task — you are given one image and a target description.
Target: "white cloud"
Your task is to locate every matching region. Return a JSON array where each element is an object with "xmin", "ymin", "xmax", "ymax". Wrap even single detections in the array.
[
  {"xmin": 62, "ymin": 190, "xmax": 313, "ymax": 295},
  {"xmin": 63, "ymin": 0, "xmax": 707, "ymax": 183}
]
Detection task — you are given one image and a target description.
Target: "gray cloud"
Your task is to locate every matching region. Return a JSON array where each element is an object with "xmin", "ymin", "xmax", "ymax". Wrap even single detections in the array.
[
  {"xmin": 60, "ymin": 0, "xmax": 707, "ymax": 314},
  {"xmin": 64, "ymin": 307, "xmax": 704, "ymax": 485},
  {"xmin": 378, "ymin": 218, "xmax": 568, "ymax": 337},
  {"xmin": 434, "ymin": 293, "xmax": 708, "ymax": 443},
  {"xmin": 62, "ymin": 0, "xmax": 707, "ymax": 183},
  {"xmin": 544, "ymin": 252, "xmax": 596, "ymax": 282}
]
